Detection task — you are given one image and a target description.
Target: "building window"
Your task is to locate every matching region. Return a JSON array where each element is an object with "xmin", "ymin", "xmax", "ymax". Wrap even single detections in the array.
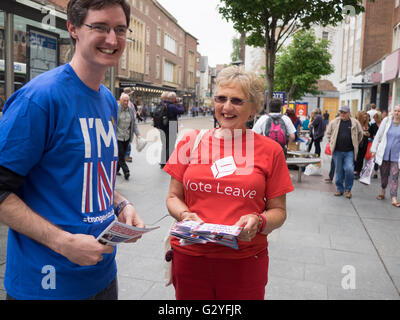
[
  {"xmin": 146, "ymin": 27, "xmax": 150, "ymax": 46},
  {"xmin": 131, "ymin": 0, "xmax": 135, "ymax": 7},
  {"xmin": 164, "ymin": 33, "xmax": 176, "ymax": 54},
  {"xmin": 145, "ymin": 5, "xmax": 149, "ymax": 15},
  {"xmin": 322, "ymin": 31, "xmax": 329, "ymax": 40},
  {"xmin": 145, "ymin": 54, "xmax": 150, "ymax": 75},
  {"xmin": 155, "ymin": 55, "xmax": 160, "ymax": 79},
  {"xmin": 188, "ymin": 71, "xmax": 194, "ymax": 88},
  {"xmin": 139, "ymin": 1, "xmax": 143, "ymax": 12},
  {"xmin": 157, "ymin": 27, "xmax": 161, "ymax": 46},
  {"xmin": 178, "ymin": 66, "xmax": 182, "ymax": 84},
  {"xmin": 163, "ymin": 60, "xmax": 174, "ymax": 82},
  {"xmin": 394, "ymin": 24, "xmax": 400, "ymax": 51},
  {"xmin": 396, "ymin": 0, "xmax": 400, "ymax": 8},
  {"xmin": 121, "ymin": 47, "xmax": 127, "ymax": 70},
  {"xmin": 179, "ymin": 45, "xmax": 183, "ymax": 58}
]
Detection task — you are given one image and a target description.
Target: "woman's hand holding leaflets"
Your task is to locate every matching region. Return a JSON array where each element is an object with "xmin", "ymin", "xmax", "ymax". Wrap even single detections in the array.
[
  {"xmin": 235, "ymin": 213, "xmax": 260, "ymax": 242},
  {"xmin": 179, "ymin": 210, "xmax": 204, "ymax": 223}
]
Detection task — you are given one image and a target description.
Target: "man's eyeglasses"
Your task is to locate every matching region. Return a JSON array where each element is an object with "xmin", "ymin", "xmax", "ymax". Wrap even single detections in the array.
[
  {"xmin": 84, "ymin": 23, "xmax": 132, "ymax": 38},
  {"xmin": 214, "ymin": 95, "xmax": 248, "ymax": 106}
]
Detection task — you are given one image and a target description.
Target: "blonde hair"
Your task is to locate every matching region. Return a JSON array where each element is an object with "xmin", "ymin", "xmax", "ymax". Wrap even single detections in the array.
[
  {"xmin": 216, "ymin": 66, "xmax": 265, "ymax": 113},
  {"xmin": 373, "ymin": 111, "xmax": 382, "ymax": 122}
]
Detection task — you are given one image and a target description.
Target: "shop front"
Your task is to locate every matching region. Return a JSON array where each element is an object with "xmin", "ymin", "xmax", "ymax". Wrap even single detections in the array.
[{"xmin": 0, "ymin": 1, "xmax": 116, "ymax": 112}]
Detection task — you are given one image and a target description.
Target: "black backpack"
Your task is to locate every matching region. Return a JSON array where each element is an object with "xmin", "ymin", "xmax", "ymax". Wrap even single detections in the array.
[{"xmin": 153, "ymin": 102, "xmax": 169, "ymax": 129}]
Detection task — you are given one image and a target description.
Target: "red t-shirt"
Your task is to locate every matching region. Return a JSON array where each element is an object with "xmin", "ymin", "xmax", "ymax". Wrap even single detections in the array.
[{"xmin": 164, "ymin": 129, "xmax": 294, "ymax": 259}]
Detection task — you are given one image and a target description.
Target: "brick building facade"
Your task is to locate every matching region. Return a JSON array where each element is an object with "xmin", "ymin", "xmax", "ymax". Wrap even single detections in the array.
[{"xmin": 0, "ymin": 0, "xmax": 201, "ymax": 111}]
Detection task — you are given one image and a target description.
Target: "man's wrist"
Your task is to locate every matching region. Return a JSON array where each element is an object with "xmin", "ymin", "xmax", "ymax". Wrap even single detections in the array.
[{"xmin": 114, "ymin": 200, "xmax": 133, "ymax": 217}]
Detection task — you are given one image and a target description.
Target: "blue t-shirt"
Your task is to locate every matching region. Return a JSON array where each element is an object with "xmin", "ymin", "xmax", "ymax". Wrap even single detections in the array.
[{"xmin": 0, "ymin": 64, "xmax": 119, "ymax": 299}]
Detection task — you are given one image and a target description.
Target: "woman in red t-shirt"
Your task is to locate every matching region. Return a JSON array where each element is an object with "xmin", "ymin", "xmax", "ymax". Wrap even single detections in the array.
[{"xmin": 163, "ymin": 66, "xmax": 294, "ymax": 300}]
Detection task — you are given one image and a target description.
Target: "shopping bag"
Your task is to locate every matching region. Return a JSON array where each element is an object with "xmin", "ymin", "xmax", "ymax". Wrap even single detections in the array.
[
  {"xmin": 364, "ymin": 141, "xmax": 373, "ymax": 160},
  {"xmin": 359, "ymin": 158, "xmax": 374, "ymax": 185},
  {"xmin": 324, "ymin": 142, "xmax": 332, "ymax": 155},
  {"xmin": 304, "ymin": 161, "xmax": 322, "ymax": 176},
  {"xmin": 135, "ymin": 136, "xmax": 147, "ymax": 152},
  {"xmin": 163, "ymin": 221, "xmax": 175, "ymax": 287}
]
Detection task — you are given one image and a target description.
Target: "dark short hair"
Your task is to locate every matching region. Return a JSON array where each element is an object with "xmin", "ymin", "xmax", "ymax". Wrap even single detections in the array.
[
  {"xmin": 269, "ymin": 98, "xmax": 283, "ymax": 113},
  {"xmin": 67, "ymin": 0, "xmax": 130, "ymax": 45}
]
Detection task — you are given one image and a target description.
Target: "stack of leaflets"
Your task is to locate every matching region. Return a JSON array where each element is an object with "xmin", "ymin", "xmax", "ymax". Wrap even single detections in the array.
[
  {"xmin": 97, "ymin": 219, "xmax": 159, "ymax": 246},
  {"xmin": 170, "ymin": 221, "xmax": 242, "ymax": 250}
]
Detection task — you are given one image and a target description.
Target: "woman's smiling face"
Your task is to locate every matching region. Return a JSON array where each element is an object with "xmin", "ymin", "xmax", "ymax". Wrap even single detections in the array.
[{"xmin": 214, "ymin": 82, "xmax": 254, "ymax": 132}]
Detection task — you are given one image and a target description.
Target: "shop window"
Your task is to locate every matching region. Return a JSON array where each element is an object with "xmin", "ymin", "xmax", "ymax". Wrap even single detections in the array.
[{"xmin": 13, "ymin": 15, "xmax": 70, "ymax": 85}]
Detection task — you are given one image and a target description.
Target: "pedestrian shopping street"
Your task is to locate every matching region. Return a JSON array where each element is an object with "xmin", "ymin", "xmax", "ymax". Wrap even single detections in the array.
[{"xmin": 3, "ymin": 116, "xmax": 397, "ymax": 300}]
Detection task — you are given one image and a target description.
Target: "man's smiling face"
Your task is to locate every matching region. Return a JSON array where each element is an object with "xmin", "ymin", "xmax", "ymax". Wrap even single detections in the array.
[{"xmin": 69, "ymin": 4, "xmax": 128, "ymax": 71}]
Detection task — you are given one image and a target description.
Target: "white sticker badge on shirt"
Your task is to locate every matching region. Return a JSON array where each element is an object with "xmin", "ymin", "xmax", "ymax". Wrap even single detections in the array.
[{"xmin": 211, "ymin": 156, "xmax": 237, "ymax": 179}]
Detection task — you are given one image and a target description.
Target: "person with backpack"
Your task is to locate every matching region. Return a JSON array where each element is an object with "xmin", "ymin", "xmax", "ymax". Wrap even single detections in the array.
[
  {"xmin": 153, "ymin": 91, "xmax": 183, "ymax": 168},
  {"xmin": 252, "ymin": 98, "xmax": 296, "ymax": 155}
]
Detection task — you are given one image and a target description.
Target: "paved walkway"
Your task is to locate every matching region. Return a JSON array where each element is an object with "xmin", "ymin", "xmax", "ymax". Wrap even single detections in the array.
[{"xmin": 1, "ymin": 116, "xmax": 400, "ymax": 300}]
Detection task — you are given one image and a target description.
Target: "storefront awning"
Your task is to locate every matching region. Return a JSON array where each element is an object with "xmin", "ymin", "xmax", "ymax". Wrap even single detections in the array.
[
  {"xmin": 383, "ymin": 50, "xmax": 400, "ymax": 82},
  {"xmin": 370, "ymin": 72, "xmax": 382, "ymax": 83}
]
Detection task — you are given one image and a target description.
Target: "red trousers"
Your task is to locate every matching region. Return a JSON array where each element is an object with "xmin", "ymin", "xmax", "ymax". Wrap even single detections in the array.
[{"xmin": 172, "ymin": 249, "xmax": 269, "ymax": 300}]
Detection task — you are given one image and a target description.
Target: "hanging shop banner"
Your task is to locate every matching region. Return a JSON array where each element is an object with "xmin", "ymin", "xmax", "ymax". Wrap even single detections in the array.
[
  {"xmin": 295, "ymin": 102, "xmax": 308, "ymax": 119},
  {"xmin": 27, "ymin": 25, "xmax": 59, "ymax": 81},
  {"xmin": 282, "ymin": 102, "xmax": 295, "ymax": 114}
]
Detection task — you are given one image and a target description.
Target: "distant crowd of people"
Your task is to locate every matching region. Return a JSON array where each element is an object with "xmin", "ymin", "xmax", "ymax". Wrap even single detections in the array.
[{"xmin": 253, "ymin": 100, "xmax": 400, "ymax": 206}]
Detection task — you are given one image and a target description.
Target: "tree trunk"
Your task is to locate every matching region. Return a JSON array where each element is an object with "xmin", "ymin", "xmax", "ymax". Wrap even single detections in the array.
[
  {"xmin": 287, "ymin": 85, "xmax": 297, "ymax": 105},
  {"xmin": 239, "ymin": 32, "xmax": 246, "ymax": 63}
]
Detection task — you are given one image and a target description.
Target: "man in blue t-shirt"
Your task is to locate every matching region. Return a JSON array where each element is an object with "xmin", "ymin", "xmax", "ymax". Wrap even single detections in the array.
[{"xmin": 0, "ymin": 0, "xmax": 145, "ymax": 300}]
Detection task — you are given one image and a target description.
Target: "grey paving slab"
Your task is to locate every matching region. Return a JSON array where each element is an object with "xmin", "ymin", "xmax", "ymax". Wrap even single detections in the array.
[
  {"xmin": 268, "ymin": 258, "xmax": 305, "ymax": 281},
  {"xmin": 140, "ymin": 281, "xmax": 176, "ymax": 300},
  {"xmin": 268, "ymin": 242, "xmax": 326, "ymax": 265},
  {"xmin": 329, "ymin": 234, "xmax": 377, "ymax": 255},
  {"xmin": 272, "ymin": 229, "xmax": 331, "ymax": 249},
  {"xmin": 265, "ymin": 276, "xmax": 328, "ymax": 300},
  {"xmin": 327, "ymin": 286, "xmax": 400, "ymax": 300},
  {"xmin": 362, "ymin": 219, "xmax": 400, "ymax": 257},
  {"xmin": 319, "ymin": 214, "xmax": 370, "ymax": 239}
]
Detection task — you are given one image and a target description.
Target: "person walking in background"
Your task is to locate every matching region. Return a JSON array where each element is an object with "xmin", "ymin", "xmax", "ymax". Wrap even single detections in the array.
[
  {"xmin": 308, "ymin": 109, "xmax": 325, "ymax": 157},
  {"xmin": 116, "ymin": 93, "xmax": 142, "ymax": 180},
  {"xmin": 286, "ymin": 108, "xmax": 302, "ymax": 141},
  {"xmin": 323, "ymin": 110, "xmax": 330, "ymax": 127},
  {"xmin": 252, "ymin": 98, "xmax": 296, "ymax": 155},
  {"xmin": 122, "ymin": 87, "xmax": 141, "ymax": 163},
  {"xmin": 302, "ymin": 115, "xmax": 310, "ymax": 130},
  {"xmin": 354, "ymin": 111, "xmax": 371, "ymax": 180},
  {"xmin": 367, "ymin": 103, "xmax": 378, "ymax": 125},
  {"xmin": 163, "ymin": 65, "xmax": 294, "ymax": 300},
  {"xmin": 0, "ymin": 0, "xmax": 144, "ymax": 300},
  {"xmin": 371, "ymin": 105, "xmax": 400, "ymax": 207},
  {"xmin": 326, "ymin": 105, "xmax": 363, "ymax": 199},
  {"xmin": 157, "ymin": 91, "xmax": 184, "ymax": 168},
  {"xmin": 369, "ymin": 111, "xmax": 382, "ymax": 178}
]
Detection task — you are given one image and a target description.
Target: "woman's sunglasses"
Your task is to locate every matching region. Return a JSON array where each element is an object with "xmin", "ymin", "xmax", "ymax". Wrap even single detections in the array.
[{"xmin": 214, "ymin": 95, "xmax": 248, "ymax": 106}]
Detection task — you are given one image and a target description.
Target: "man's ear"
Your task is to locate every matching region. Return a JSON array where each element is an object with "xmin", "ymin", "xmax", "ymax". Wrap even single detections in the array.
[{"xmin": 67, "ymin": 21, "xmax": 78, "ymax": 41}]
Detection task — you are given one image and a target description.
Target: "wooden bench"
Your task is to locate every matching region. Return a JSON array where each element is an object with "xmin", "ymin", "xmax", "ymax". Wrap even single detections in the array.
[{"xmin": 286, "ymin": 157, "xmax": 321, "ymax": 182}]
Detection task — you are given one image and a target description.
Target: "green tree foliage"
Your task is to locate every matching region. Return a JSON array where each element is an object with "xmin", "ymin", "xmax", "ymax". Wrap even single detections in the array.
[
  {"xmin": 231, "ymin": 36, "xmax": 241, "ymax": 63},
  {"xmin": 218, "ymin": 0, "xmax": 366, "ymax": 105},
  {"xmin": 274, "ymin": 30, "xmax": 334, "ymax": 102}
]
